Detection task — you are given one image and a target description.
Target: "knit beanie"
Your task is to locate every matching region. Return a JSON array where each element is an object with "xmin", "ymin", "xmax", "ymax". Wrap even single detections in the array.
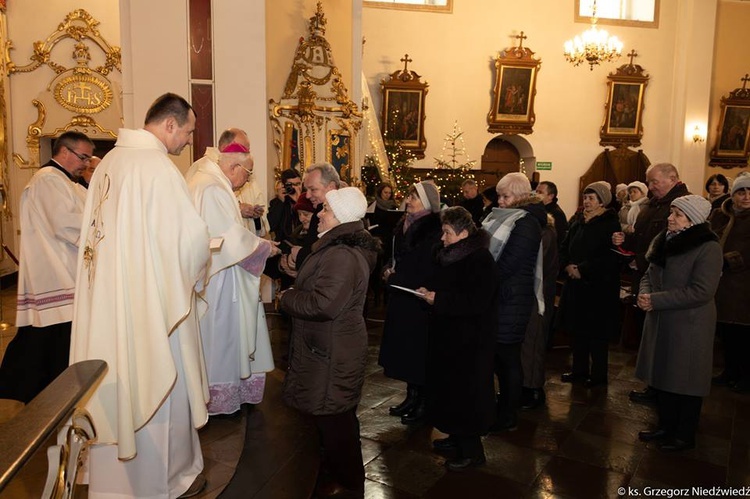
[
  {"xmin": 731, "ymin": 173, "xmax": 750, "ymax": 196},
  {"xmin": 415, "ymin": 181, "xmax": 441, "ymax": 213},
  {"xmin": 616, "ymin": 183, "xmax": 628, "ymax": 195},
  {"xmin": 325, "ymin": 187, "xmax": 367, "ymax": 223},
  {"xmin": 627, "ymin": 181, "xmax": 648, "ymax": 196},
  {"xmin": 671, "ymin": 194, "xmax": 711, "ymax": 225},
  {"xmin": 293, "ymin": 194, "xmax": 315, "ymax": 214},
  {"xmin": 584, "ymin": 181, "xmax": 612, "ymax": 206}
]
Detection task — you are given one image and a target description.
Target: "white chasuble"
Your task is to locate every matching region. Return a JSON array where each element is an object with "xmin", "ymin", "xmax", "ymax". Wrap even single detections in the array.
[{"xmin": 70, "ymin": 129, "xmax": 211, "ymax": 498}]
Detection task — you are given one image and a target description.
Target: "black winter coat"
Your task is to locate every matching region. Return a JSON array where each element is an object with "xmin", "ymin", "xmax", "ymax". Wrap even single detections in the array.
[
  {"xmin": 558, "ymin": 209, "xmax": 622, "ymax": 339},
  {"xmin": 486, "ymin": 200, "xmax": 544, "ymax": 344},
  {"xmin": 379, "ymin": 212, "xmax": 442, "ymax": 385},
  {"xmin": 426, "ymin": 231, "xmax": 498, "ymax": 436}
]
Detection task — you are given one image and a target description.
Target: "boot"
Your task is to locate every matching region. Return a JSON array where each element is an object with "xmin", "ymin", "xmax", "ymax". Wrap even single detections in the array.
[
  {"xmin": 388, "ymin": 384, "xmax": 418, "ymax": 416},
  {"xmin": 400, "ymin": 387, "xmax": 426, "ymax": 425}
]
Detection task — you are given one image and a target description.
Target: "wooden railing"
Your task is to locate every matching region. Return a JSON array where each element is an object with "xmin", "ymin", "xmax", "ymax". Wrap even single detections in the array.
[{"xmin": 0, "ymin": 359, "xmax": 107, "ymax": 497}]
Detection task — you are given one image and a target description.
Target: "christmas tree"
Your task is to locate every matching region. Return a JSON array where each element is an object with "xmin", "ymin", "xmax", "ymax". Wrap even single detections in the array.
[{"xmin": 430, "ymin": 121, "xmax": 476, "ymax": 205}]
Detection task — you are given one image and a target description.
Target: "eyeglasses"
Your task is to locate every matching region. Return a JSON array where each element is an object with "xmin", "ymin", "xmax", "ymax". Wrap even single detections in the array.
[
  {"xmin": 237, "ymin": 164, "xmax": 252, "ymax": 175},
  {"xmin": 66, "ymin": 146, "xmax": 92, "ymax": 164}
]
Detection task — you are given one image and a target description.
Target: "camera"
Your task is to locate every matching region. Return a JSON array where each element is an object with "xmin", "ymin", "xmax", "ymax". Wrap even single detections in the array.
[{"xmin": 284, "ymin": 183, "xmax": 297, "ymax": 196}]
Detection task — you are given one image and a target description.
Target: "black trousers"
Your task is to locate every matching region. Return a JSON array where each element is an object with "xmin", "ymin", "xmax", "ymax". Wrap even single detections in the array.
[
  {"xmin": 571, "ymin": 334, "xmax": 608, "ymax": 382},
  {"xmin": 717, "ymin": 322, "xmax": 750, "ymax": 383},
  {"xmin": 656, "ymin": 389, "xmax": 702, "ymax": 443},
  {"xmin": 313, "ymin": 408, "xmax": 365, "ymax": 493},
  {"xmin": 0, "ymin": 322, "xmax": 71, "ymax": 403},
  {"xmin": 494, "ymin": 343, "xmax": 522, "ymax": 421}
]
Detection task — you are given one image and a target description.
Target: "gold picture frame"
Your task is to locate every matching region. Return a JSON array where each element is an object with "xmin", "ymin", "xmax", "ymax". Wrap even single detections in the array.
[
  {"xmin": 381, "ymin": 54, "xmax": 428, "ymax": 159},
  {"xmin": 600, "ymin": 55, "xmax": 649, "ymax": 148},
  {"xmin": 487, "ymin": 33, "xmax": 541, "ymax": 135},
  {"xmin": 710, "ymin": 75, "xmax": 750, "ymax": 169}
]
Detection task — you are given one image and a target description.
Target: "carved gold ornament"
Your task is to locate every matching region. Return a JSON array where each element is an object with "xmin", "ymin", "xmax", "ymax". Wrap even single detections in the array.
[{"xmin": 53, "ymin": 74, "xmax": 113, "ymax": 114}]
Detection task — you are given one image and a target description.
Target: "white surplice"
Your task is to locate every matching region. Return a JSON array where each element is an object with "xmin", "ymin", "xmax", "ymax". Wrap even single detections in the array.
[
  {"xmin": 186, "ymin": 149, "xmax": 275, "ymax": 415},
  {"xmin": 70, "ymin": 129, "xmax": 211, "ymax": 498},
  {"xmin": 16, "ymin": 163, "xmax": 87, "ymax": 327}
]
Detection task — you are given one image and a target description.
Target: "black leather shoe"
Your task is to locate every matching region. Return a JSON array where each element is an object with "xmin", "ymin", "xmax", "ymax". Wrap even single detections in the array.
[
  {"xmin": 638, "ymin": 428, "xmax": 669, "ymax": 442},
  {"xmin": 629, "ymin": 387, "xmax": 657, "ymax": 404},
  {"xmin": 400, "ymin": 400, "xmax": 426, "ymax": 425},
  {"xmin": 561, "ymin": 372, "xmax": 586, "ymax": 383},
  {"xmin": 658, "ymin": 438, "xmax": 695, "ymax": 452},
  {"xmin": 521, "ymin": 388, "xmax": 545, "ymax": 410},
  {"xmin": 388, "ymin": 385, "xmax": 418, "ymax": 416},
  {"xmin": 731, "ymin": 380, "xmax": 750, "ymax": 393},
  {"xmin": 444, "ymin": 455, "xmax": 486, "ymax": 472}
]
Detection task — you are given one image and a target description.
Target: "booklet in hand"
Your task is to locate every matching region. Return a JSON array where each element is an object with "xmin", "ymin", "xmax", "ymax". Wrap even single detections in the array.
[{"xmin": 389, "ymin": 284, "xmax": 425, "ymax": 297}]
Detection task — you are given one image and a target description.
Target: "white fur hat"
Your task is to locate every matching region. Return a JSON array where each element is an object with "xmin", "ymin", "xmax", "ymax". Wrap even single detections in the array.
[{"xmin": 325, "ymin": 187, "xmax": 367, "ymax": 224}]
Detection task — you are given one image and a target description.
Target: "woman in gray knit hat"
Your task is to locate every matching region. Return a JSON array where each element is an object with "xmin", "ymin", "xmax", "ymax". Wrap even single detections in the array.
[{"xmin": 635, "ymin": 194, "xmax": 723, "ymax": 451}]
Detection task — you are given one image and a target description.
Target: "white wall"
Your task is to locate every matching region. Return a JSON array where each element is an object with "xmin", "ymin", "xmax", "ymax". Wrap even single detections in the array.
[{"xmin": 362, "ymin": 0, "xmax": 718, "ymax": 215}]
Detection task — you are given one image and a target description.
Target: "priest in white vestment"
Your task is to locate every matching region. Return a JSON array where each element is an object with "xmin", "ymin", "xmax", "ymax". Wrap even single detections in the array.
[
  {"xmin": 186, "ymin": 140, "xmax": 277, "ymax": 415},
  {"xmin": 0, "ymin": 131, "xmax": 93, "ymax": 403},
  {"xmin": 70, "ymin": 93, "xmax": 211, "ymax": 499}
]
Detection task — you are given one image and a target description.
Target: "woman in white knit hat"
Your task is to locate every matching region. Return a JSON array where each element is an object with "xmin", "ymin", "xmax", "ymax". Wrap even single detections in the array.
[
  {"xmin": 636, "ymin": 194, "xmax": 723, "ymax": 451},
  {"xmin": 279, "ymin": 186, "xmax": 381, "ymax": 496}
]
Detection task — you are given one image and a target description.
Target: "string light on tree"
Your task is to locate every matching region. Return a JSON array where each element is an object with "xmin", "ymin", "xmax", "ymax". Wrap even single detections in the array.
[{"xmin": 431, "ymin": 120, "xmax": 476, "ymax": 205}]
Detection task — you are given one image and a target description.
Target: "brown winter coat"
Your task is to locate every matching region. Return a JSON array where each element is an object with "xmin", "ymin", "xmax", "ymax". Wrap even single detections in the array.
[
  {"xmin": 280, "ymin": 221, "xmax": 379, "ymax": 415},
  {"xmin": 709, "ymin": 198, "xmax": 750, "ymax": 325},
  {"xmin": 635, "ymin": 224, "xmax": 722, "ymax": 397}
]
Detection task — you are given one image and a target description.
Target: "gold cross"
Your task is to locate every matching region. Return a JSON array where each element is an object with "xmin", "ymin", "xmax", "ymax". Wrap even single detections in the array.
[
  {"xmin": 400, "ymin": 54, "xmax": 412, "ymax": 73},
  {"xmin": 515, "ymin": 31, "xmax": 528, "ymax": 49},
  {"xmin": 627, "ymin": 50, "xmax": 638, "ymax": 65},
  {"xmin": 741, "ymin": 73, "xmax": 750, "ymax": 90}
]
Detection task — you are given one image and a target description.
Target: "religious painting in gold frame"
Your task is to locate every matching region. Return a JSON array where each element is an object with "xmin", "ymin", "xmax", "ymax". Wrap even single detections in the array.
[
  {"xmin": 599, "ymin": 55, "xmax": 649, "ymax": 148},
  {"xmin": 381, "ymin": 55, "xmax": 428, "ymax": 159},
  {"xmin": 710, "ymin": 76, "xmax": 750, "ymax": 168},
  {"xmin": 487, "ymin": 33, "xmax": 541, "ymax": 135}
]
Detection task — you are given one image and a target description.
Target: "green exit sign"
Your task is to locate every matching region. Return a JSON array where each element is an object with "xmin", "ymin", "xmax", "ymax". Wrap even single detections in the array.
[{"xmin": 536, "ymin": 161, "xmax": 552, "ymax": 171}]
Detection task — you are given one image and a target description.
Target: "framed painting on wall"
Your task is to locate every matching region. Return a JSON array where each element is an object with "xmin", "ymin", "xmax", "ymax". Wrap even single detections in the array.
[
  {"xmin": 487, "ymin": 33, "xmax": 541, "ymax": 135},
  {"xmin": 381, "ymin": 54, "xmax": 429, "ymax": 158},
  {"xmin": 710, "ymin": 76, "xmax": 750, "ymax": 168},
  {"xmin": 599, "ymin": 54, "xmax": 649, "ymax": 148}
]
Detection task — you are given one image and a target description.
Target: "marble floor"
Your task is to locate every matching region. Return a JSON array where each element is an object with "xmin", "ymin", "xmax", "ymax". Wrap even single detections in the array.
[{"xmin": 2, "ymin": 294, "xmax": 749, "ymax": 498}]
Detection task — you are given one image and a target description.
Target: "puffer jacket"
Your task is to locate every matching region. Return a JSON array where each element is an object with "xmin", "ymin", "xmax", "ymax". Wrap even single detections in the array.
[{"xmin": 280, "ymin": 221, "xmax": 380, "ymax": 415}]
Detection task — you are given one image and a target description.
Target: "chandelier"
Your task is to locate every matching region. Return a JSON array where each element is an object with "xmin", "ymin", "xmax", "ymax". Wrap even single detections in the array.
[{"xmin": 564, "ymin": 1, "xmax": 623, "ymax": 70}]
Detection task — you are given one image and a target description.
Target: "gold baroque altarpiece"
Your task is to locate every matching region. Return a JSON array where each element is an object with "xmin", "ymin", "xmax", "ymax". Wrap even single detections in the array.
[
  {"xmin": 6, "ymin": 9, "xmax": 122, "ymax": 169},
  {"xmin": 268, "ymin": 2, "xmax": 362, "ymax": 183}
]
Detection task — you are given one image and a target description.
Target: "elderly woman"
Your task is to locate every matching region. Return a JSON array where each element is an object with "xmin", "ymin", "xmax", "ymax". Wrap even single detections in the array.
[
  {"xmin": 379, "ymin": 181, "xmax": 442, "ymax": 425},
  {"xmin": 622, "ymin": 181, "xmax": 649, "ymax": 234},
  {"xmin": 481, "ymin": 172, "xmax": 544, "ymax": 431},
  {"xmin": 636, "ymin": 195, "xmax": 722, "ymax": 451},
  {"xmin": 559, "ymin": 181, "xmax": 621, "ymax": 387},
  {"xmin": 705, "ymin": 173, "xmax": 730, "ymax": 212},
  {"xmin": 709, "ymin": 174, "xmax": 750, "ymax": 393},
  {"xmin": 414, "ymin": 207, "xmax": 498, "ymax": 471},
  {"xmin": 280, "ymin": 187, "xmax": 380, "ymax": 496}
]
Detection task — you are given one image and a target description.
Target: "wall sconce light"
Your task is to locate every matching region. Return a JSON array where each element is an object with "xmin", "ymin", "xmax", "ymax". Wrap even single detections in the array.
[{"xmin": 691, "ymin": 124, "xmax": 706, "ymax": 143}]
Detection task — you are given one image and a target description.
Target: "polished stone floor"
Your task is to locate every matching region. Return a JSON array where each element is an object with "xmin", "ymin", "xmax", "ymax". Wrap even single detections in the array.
[
  {"xmin": 215, "ymin": 306, "xmax": 750, "ymax": 499},
  {"xmin": 2, "ymin": 294, "xmax": 749, "ymax": 498}
]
